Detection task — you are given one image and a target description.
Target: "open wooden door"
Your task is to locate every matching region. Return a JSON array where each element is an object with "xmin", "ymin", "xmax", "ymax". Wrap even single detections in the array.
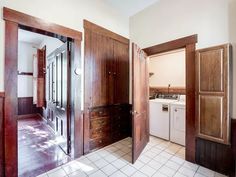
[
  {"xmin": 132, "ymin": 43, "xmax": 149, "ymax": 163},
  {"xmin": 37, "ymin": 46, "xmax": 46, "ymax": 107},
  {"xmin": 46, "ymin": 42, "xmax": 71, "ymax": 154}
]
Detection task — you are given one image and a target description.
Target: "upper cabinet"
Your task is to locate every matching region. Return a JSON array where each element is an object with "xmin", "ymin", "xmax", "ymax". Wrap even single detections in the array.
[
  {"xmin": 83, "ymin": 20, "xmax": 130, "ymax": 153},
  {"xmin": 196, "ymin": 44, "xmax": 232, "ymax": 144},
  {"xmin": 84, "ymin": 20, "xmax": 129, "ymax": 108}
]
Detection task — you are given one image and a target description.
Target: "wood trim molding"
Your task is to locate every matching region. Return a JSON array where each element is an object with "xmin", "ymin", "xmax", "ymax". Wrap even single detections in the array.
[
  {"xmin": 150, "ymin": 86, "xmax": 186, "ymax": 94},
  {"xmin": 144, "ymin": 35, "xmax": 198, "ymax": 163},
  {"xmin": 3, "ymin": 7, "xmax": 82, "ymax": 40},
  {"xmin": 143, "ymin": 35, "xmax": 198, "ymax": 56},
  {"xmin": 0, "ymin": 92, "xmax": 4, "ymax": 98},
  {"xmin": 17, "ymin": 71, "xmax": 33, "ymax": 76},
  {"xmin": 83, "ymin": 20, "xmax": 129, "ymax": 44}
]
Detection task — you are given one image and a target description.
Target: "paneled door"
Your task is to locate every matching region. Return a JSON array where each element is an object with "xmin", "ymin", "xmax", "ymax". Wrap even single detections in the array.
[
  {"xmin": 46, "ymin": 42, "xmax": 71, "ymax": 154},
  {"xmin": 196, "ymin": 44, "xmax": 231, "ymax": 145},
  {"xmin": 132, "ymin": 43, "xmax": 149, "ymax": 163}
]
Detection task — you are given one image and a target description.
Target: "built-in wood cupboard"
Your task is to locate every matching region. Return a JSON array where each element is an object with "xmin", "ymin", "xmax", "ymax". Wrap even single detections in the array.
[
  {"xmin": 83, "ymin": 20, "xmax": 130, "ymax": 153},
  {"xmin": 196, "ymin": 44, "xmax": 232, "ymax": 145}
]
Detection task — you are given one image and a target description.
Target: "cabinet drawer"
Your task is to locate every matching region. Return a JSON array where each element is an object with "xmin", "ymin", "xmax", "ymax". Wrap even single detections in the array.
[
  {"xmin": 112, "ymin": 106, "xmax": 129, "ymax": 115},
  {"xmin": 90, "ymin": 117, "xmax": 110, "ymax": 130},
  {"xmin": 90, "ymin": 108, "xmax": 109, "ymax": 118},
  {"xmin": 89, "ymin": 137, "xmax": 110, "ymax": 150},
  {"xmin": 90, "ymin": 127, "xmax": 110, "ymax": 139}
]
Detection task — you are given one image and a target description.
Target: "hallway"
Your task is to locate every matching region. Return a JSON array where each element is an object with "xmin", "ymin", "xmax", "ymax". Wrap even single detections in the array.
[{"xmin": 18, "ymin": 116, "xmax": 71, "ymax": 177}]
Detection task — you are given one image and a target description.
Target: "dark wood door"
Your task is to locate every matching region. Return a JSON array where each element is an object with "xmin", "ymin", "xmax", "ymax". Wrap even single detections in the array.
[
  {"xmin": 196, "ymin": 44, "xmax": 231, "ymax": 145},
  {"xmin": 90, "ymin": 31, "xmax": 114, "ymax": 107},
  {"xmin": 113, "ymin": 40, "xmax": 129, "ymax": 104},
  {"xmin": 46, "ymin": 42, "xmax": 71, "ymax": 154},
  {"xmin": 132, "ymin": 43, "xmax": 149, "ymax": 163}
]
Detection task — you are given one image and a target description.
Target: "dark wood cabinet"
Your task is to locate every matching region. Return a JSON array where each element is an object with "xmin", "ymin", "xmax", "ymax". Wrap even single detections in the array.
[
  {"xmin": 84, "ymin": 20, "xmax": 130, "ymax": 153},
  {"xmin": 88, "ymin": 104, "xmax": 131, "ymax": 151},
  {"xmin": 196, "ymin": 44, "xmax": 232, "ymax": 145}
]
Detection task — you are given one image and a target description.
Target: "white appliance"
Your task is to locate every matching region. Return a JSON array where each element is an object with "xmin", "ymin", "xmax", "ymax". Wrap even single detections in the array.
[
  {"xmin": 170, "ymin": 96, "xmax": 186, "ymax": 146},
  {"xmin": 149, "ymin": 99, "xmax": 178, "ymax": 140}
]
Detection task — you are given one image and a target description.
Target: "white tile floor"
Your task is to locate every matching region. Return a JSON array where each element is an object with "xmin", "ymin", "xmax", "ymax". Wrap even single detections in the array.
[{"xmin": 37, "ymin": 136, "xmax": 228, "ymax": 177}]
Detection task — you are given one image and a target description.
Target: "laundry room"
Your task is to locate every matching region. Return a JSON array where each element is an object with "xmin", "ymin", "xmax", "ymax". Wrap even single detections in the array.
[{"xmin": 149, "ymin": 48, "xmax": 186, "ymax": 150}]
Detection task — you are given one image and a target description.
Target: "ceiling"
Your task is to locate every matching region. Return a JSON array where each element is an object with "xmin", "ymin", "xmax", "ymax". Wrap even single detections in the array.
[
  {"xmin": 105, "ymin": 0, "xmax": 160, "ymax": 17},
  {"xmin": 18, "ymin": 29, "xmax": 49, "ymax": 46}
]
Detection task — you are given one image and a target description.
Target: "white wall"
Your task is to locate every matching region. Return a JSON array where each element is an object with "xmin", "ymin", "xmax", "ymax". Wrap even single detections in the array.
[
  {"xmin": 149, "ymin": 49, "xmax": 185, "ymax": 87},
  {"xmin": 39, "ymin": 37, "xmax": 64, "ymax": 57},
  {"xmin": 130, "ymin": 0, "xmax": 236, "ymax": 119},
  {"xmin": 0, "ymin": 0, "xmax": 129, "ymax": 92},
  {"xmin": 17, "ymin": 41, "xmax": 37, "ymax": 97}
]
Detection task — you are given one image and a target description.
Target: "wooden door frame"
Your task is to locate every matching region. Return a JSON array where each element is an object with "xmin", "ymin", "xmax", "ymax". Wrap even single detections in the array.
[
  {"xmin": 2, "ymin": 7, "xmax": 83, "ymax": 177},
  {"xmin": 143, "ymin": 34, "xmax": 198, "ymax": 163}
]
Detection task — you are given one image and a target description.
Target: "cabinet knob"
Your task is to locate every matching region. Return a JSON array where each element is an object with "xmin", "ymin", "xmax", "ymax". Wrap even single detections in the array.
[
  {"xmin": 108, "ymin": 71, "xmax": 112, "ymax": 75},
  {"xmin": 113, "ymin": 72, "xmax": 116, "ymax": 75}
]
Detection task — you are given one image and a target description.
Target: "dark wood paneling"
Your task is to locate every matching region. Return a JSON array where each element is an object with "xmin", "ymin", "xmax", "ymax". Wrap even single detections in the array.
[
  {"xmin": 150, "ymin": 87, "xmax": 186, "ymax": 95},
  {"xmin": 0, "ymin": 94, "xmax": 4, "ymax": 177},
  {"xmin": 231, "ymin": 119, "xmax": 236, "ymax": 177},
  {"xmin": 143, "ymin": 35, "xmax": 198, "ymax": 56},
  {"xmin": 3, "ymin": 7, "xmax": 82, "ymax": 40},
  {"xmin": 196, "ymin": 137, "xmax": 234, "ymax": 175},
  {"xmin": 84, "ymin": 20, "xmax": 129, "ymax": 44},
  {"xmin": 18, "ymin": 97, "xmax": 40, "ymax": 115}
]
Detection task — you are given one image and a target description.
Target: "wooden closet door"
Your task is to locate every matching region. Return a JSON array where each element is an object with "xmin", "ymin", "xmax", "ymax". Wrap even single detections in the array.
[
  {"xmin": 113, "ymin": 40, "xmax": 129, "ymax": 104},
  {"xmin": 90, "ymin": 31, "xmax": 114, "ymax": 107},
  {"xmin": 132, "ymin": 43, "xmax": 149, "ymax": 163},
  {"xmin": 196, "ymin": 44, "xmax": 231, "ymax": 144}
]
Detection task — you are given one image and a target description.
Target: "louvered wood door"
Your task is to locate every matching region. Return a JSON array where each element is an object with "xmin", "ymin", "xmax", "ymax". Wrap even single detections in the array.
[
  {"xmin": 196, "ymin": 44, "xmax": 231, "ymax": 144},
  {"xmin": 132, "ymin": 43, "xmax": 149, "ymax": 163}
]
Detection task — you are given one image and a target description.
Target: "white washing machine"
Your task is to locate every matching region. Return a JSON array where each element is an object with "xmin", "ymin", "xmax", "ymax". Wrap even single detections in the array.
[
  {"xmin": 170, "ymin": 96, "xmax": 186, "ymax": 146},
  {"xmin": 149, "ymin": 99, "xmax": 178, "ymax": 140}
]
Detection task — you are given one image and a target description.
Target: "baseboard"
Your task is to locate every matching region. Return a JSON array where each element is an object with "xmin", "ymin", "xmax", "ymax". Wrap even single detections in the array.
[{"xmin": 17, "ymin": 113, "xmax": 41, "ymax": 119}]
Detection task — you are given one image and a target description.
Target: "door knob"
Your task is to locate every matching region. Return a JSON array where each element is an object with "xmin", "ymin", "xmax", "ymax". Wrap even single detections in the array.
[{"xmin": 131, "ymin": 110, "xmax": 138, "ymax": 115}]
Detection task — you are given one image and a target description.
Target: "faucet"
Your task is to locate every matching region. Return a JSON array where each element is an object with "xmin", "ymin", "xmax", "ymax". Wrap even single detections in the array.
[{"xmin": 168, "ymin": 84, "xmax": 171, "ymax": 94}]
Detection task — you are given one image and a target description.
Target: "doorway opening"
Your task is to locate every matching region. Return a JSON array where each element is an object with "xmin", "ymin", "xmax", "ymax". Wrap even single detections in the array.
[
  {"xmin": 17, "ymin": 29, "xmax": 71, "ymax": 177},
  {"xmin": 141, "ymin": 35, "xmax": 197, "ymax": 162},
  {"xmin": 148, "ymin": 48, "xmax": 186, "ymax": 158},
  {"xmin": 3, "ymin": 7, "xmax": 83, "ymax": 177}
]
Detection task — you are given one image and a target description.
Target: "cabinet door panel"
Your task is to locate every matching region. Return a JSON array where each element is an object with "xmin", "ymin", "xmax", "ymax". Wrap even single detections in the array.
[
  {"xmin": 199, "ymin": 49, "xmax": 224, "ymax": 92},
  {"xmin": 113, "ymin": 40, "xmax": 129, "ymax": 104},
  {"xmin": 196, "ymin": 44, "xmax": 231, "ymax": 144},
  {"xmin": 199, "ymin": 95, "xmax": 223, "ymax": 139},
  {"xmin": 91, "ymin": 32, "xmax": 113, "ymax": 107}
]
